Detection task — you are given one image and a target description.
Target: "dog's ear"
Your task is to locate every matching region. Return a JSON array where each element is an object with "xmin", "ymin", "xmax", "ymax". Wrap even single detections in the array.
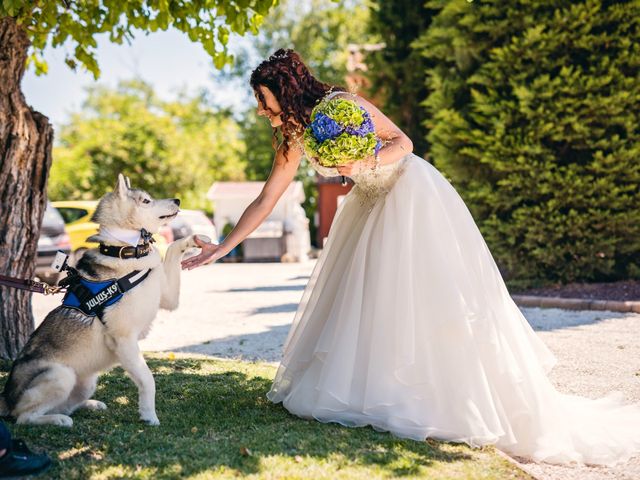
[
  {"xmin": 124, "ymin": 176, "xmax": 131, "ymax": 189},
  {"xmin": 115, "ymin": 173, "xmax": 128, "ymax": 199}
]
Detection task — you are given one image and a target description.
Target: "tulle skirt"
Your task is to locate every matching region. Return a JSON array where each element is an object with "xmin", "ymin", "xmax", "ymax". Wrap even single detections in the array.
[{"xmin": 267, "ymin": 154, "xmax": 640, "ymax": 465}]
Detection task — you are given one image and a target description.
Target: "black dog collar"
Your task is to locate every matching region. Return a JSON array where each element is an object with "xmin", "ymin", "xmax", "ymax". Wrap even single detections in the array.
[
  {"xmin": 99, "ymin": 228, "xmax": 156, "ymax": 259},
  {"xmin": 100, "ymin": 242, "xmax": 151, "ymax": 259}
]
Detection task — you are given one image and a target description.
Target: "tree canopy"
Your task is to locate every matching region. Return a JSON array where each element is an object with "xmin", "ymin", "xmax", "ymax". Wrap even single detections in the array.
[
  {"xmin": 2, "ymin": 0, "xmax": 277, "ymax": 77},
  {"xmin": 49, "ymin": 80, "xmax": 247, "ymax": 211},
  {"xmin": 220, "ymin": 0, "xmax": 371, "ymax": 89}
]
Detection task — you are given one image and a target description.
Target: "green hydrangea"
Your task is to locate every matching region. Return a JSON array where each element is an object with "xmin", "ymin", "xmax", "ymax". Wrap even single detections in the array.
[
  {"xmin": 315, "ymin": 98, "xmax": 365, "ymax": 127},
  {"xmin": 304, "ymin": 98, "xmax": 379, "ymax": 167},
  {"xmin": 304, "ymin": 128, "xmax": 379, "ymax": 167}
]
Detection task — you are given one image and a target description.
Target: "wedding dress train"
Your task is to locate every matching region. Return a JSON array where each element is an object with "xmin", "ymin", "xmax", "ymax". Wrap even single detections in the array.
[{"xmin": 267, "ymin": 150, "xmax": 640, "ymax": 465}]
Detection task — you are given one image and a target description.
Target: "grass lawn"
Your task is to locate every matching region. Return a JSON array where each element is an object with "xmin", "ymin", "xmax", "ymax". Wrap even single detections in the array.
[{"xmin": 0, "ymin": 354, "xmax": 532, "ymax": 479}]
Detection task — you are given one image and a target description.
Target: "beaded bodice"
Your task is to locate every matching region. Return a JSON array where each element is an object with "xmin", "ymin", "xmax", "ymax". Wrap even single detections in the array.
[{"xmin": 308, "ymin": 155, "xmax": 409, "ymax": 208}]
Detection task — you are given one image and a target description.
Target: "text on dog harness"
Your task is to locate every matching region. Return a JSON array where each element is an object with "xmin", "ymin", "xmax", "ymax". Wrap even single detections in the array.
[{"xmin": 60, "ymin": 268, "xmax": 151, "ymax": 323}]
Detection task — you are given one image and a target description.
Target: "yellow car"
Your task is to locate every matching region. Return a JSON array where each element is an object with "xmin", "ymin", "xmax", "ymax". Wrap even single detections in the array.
[{"xmin": 52, "ymin": 200, "xmax": 170, "ymax": 260}]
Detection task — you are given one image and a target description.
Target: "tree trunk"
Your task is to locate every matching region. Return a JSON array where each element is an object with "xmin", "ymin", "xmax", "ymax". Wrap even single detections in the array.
[{"xmin": 0, "ymin": 17, "xmax": 54, "ymax": 359}]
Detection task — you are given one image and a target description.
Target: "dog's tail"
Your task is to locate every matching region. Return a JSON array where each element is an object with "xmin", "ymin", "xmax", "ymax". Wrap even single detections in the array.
[{"xmin": 0, "ymin": 394, "xmax": 8, "ymax": 416}]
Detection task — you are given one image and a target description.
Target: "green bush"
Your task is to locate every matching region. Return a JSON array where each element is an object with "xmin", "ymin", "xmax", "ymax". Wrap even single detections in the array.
[
  {"xmin": 49, "ymin": 81, "xmax": 247, "ymax": 211},
  {"xmin": 417, "ymin": 0, "xmax": 640, "ymax": 286},
  {"xmin": 366, "ymin": 0, "xmax": 435, "ymax": 158}
]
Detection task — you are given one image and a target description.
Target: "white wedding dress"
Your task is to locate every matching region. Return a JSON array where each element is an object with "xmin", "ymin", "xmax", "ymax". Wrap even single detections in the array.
[{"xmin": 267, "ymin": 120, "xmax": 640, "ymax": 466}]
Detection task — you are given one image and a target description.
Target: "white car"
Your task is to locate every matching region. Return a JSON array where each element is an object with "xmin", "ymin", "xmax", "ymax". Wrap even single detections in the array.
[{"xmin": 170, "ymin": 209, "xmax": 218, "ymax": 243}]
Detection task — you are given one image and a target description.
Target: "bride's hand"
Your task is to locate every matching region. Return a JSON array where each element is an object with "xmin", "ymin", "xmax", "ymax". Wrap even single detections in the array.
[
  {"xmin": 336, "ymin": 158, "xmax": 374, "ymax": 177},
  {"xmin": 181, "ymin": 237, "xmax": 228, "ymax": 270}
]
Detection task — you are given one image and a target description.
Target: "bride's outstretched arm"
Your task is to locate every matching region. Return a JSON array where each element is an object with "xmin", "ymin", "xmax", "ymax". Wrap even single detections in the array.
[
  {"xmin": 335, "ymin": 93, "xmax": 413, "ymax": 177},
  {"xmin": 181, "ymin": 145, "xmax": 302, "ymax": 269}
]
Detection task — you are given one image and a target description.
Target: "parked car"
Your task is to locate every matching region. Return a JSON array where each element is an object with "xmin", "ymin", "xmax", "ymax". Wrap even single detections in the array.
[
  {"xmin": 52, "ymin": 200, "xmax": 171, "ymax": 261},
  {"xmin": 35, "ymin": 202, "xmax": 71, "ymax": 285},
  {"xmin": 169, "ymin": 209, "xmax": 217, "ymax": 242}
]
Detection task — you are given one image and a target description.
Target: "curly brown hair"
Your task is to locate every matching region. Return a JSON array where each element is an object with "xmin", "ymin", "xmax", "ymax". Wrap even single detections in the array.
[{"xmin": 250, "ymin": 49, "xmax": 343, "ymax": 158}]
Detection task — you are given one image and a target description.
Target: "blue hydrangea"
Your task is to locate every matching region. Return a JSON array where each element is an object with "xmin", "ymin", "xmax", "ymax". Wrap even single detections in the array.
[
  {"xmin": 309, "ymin": 112, "xmax": 343, "ymax": 143},
  {"xmin": 374, "ymin": 139, "xmax": 383, "ymax": 156},
  {"xmin": 345, "ymin": 109, "xmax": 375, "ymax": 136}
]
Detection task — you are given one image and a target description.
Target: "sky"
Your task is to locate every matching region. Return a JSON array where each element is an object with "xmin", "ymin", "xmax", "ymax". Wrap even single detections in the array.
[{"xmin": 22, "ymin": 29, "xmax": 253, "ymax": 129}]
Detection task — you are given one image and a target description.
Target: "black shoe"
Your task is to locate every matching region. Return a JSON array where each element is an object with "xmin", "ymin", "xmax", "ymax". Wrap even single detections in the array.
[
  {"xmin": 10, "ymin": 440, "xmax": 34, "ymax": 456},
  {"xmin": 0, "ymin": 439, "xmax": 52, "ymax": 478}
]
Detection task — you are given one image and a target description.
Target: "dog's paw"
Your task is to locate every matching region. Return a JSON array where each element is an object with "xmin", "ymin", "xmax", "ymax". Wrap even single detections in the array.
[
  {"xmin": 186, "ymin": 234, "xmax": 199, "ymax": 249},
  {"xmin": 177, "ymin": 234, "xmax": 210, "ymax": 256},
  {"xmin": 140, "ymin": 412, "xmax": 160, "ymax": 426},
  {"xmin": 49, "ymin": 414, "xmax": 74, "ymax": 427},
  {"xmin": 83, "ymin": 400, "xmax": 107, "ymax": 411},
  {"xmin": 189, "ymin": 234, "xmax": 210, "ymax": 249}
]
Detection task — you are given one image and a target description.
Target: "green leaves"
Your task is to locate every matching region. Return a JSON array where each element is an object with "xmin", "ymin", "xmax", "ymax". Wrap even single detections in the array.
[
  {"xmin": 49, "ymin": 80, "xmax": 248, "ymax": 210},
  {"xmin": 6, "ymin": 0, "xmax": 279, "ymax": 78},
  {"xmin": 1, "ymin": 0, "xmax": 23, "ymax": 17},
  {"xmin": 419, "ymin": 0, "xmax": 640, "ymax": 286},
  {"xmin": 226, "ymin": 0, "xmax": 372, "ymax": 87}
]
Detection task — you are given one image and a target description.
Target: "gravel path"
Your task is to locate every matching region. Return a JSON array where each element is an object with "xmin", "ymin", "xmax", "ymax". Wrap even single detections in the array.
[{"xmin": 32, "ymin": 261, "xmax": 640, "ymax": 479}]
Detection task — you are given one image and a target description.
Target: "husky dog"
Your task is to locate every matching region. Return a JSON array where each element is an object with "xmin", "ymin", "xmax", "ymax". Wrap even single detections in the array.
[{"xmin": 0, "ymin": 174, "xmax": 201, "ymax": 427}]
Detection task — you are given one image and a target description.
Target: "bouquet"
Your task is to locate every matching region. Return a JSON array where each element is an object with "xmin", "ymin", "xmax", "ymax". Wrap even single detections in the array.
[{"xmin": 303, "ymin": 97, "xmax": 382, "ymax": 169}]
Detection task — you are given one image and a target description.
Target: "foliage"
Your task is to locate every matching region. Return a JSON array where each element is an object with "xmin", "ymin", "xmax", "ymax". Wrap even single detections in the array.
[
  {"xmin": 0, "ymin": 355, "xmax": 530, "ymax": 479},
  {"xmin": 262, "ymin": 0, "xmax": 371, "ymax": 86},
  {"xmin": 49, "ymin": 80, "xmax": 247, "ymax": 211},
  {"xmin": 416, "ymin": 0, "xmax": 640, "ymax": 286},
  {"xmin": 221, "ymin": 0, "xmax": 372, "ymax": 89},
  {"xmin": 366, "ymin": 0, "xmax": 435, "ymax": 158},
  {"xmin": 242, "ymin": 109, "xmax": 277, "ymax": 182},
  {"xmin": 1, "ymin": 0, "xmax": 278, "ymax": 77}
]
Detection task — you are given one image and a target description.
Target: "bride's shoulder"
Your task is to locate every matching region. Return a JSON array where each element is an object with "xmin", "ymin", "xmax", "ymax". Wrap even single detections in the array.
[
  {"xmin": 325, "ymin": 90, "xmax": 362, "ymax": 103},
  {"xmin": 328, "ymin": 90, "xmax": 375, "ymax": 109}
]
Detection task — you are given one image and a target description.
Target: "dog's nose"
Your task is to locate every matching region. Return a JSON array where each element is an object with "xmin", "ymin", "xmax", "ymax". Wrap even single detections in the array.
[{"xmin": 173, "ymin": 199, "xmax": 181, "ymax": 206}]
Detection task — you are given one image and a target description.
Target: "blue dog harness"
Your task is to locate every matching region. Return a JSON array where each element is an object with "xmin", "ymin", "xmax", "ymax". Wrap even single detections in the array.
[{"xmin": 60, "ymin": 268, "xmax": 151, "ymax": 323}]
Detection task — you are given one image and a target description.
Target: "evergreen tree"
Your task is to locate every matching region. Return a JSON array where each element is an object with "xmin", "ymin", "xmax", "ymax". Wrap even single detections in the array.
[
  {"xmin": 366, "ymin": 0, "xmax": 435, "ymax": 158},
  {"xmin": 416, "ymin": 0, "xmax": 640, "ymax": 286}
]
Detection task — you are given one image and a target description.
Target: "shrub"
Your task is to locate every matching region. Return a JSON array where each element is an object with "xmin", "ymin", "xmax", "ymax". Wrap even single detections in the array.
[{"xmin": 417, "ymin": 0, "xmax": 640, "ymax": 286}]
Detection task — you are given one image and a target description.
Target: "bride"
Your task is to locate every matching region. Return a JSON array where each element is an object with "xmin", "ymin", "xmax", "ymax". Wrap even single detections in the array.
[{"xmin": 182, "ymin": 49, "xmax": 640, "ymax": 465}]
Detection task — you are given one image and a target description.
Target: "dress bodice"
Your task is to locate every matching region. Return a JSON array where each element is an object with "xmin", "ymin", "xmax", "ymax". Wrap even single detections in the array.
[{"xmin": 307, "ymin": 154, "xmax": 409, "ymax": 208}]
